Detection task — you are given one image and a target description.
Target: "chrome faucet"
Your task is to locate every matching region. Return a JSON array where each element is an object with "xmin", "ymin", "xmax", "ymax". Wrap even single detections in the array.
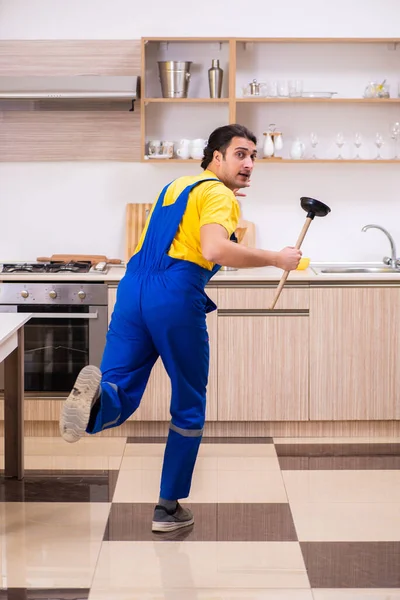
[{"xmin": 361, "ymin": 224, "xmax": 399, "ymax": 269}]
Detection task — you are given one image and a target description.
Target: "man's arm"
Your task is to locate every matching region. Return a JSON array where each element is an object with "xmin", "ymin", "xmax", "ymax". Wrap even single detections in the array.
[{"xmin": 200, "ymin": 223, "xmax": 301, "ymax": 270}]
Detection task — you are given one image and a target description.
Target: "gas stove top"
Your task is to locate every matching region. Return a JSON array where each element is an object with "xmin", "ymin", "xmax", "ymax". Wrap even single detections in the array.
[{"xmin": 0, "ymin": 261, "xmax": 108, "ymax": 274}]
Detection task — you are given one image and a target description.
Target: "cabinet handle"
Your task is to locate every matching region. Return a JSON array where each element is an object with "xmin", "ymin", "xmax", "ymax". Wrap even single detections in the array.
[{"xmin": 218, "ymin": 309, "xmax": 309, "ymax": 317}]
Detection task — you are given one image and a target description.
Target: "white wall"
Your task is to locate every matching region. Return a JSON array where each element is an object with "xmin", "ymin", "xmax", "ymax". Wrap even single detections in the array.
[{"xmin": 1, "ymin": 0, "xmax": 400, "ymax": 263}]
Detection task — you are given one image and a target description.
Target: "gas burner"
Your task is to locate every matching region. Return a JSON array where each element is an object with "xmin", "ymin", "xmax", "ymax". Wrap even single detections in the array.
[
  {"xmin": 1, "ymin": 261, "xmax": 93, "ymax": 274},
  {"xmin": 46, "ymin": 261, "xmax": 92, "ymax": 273},
  {"xmin": 1, "ymin": 263, "xmax": 47, "ymax": 273}
]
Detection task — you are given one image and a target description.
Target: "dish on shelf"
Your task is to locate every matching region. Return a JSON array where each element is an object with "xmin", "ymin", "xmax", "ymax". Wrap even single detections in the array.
[
  {"xmin": 145, "ymin": 155, "xmax": 173, "ymax": 159},
  {"xmin": 301, "ymin": 91, "xmax": 338, "ymax": 98}
]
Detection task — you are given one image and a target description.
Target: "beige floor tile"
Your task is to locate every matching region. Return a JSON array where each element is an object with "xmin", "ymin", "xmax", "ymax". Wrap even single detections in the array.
[
  {"xmin": 22, "ymin": 436, "xmax": 127, "ymax": 456},
  {"xmin": 274, "ymin": 437, "xmax": 400, "ymax": 444},
  {"xmin": 0, "ymin": 502, "xmax": 110, "ymax": 587},
  {"xmin": 91, "ymin": 541, "xmax": 309, "ymax": 591},
  {"xmin": 283, "ymin": 470, "xmax": 400, "ymax": 503},
  {"xmin": 90, "ymin": 589, "xmax": 313, "ymax": 599},
  {"xmin": 313, "ymin": 591, "xmax": 400, "ymax": 600},
  {"xmin": 290, "ymin": 502, "xmax": 400, "ymax": 541},
  {"xmin": 124, "ymin": 443, "xmax": 277, "ymax": 458},
  {"xmin": 119, "ymin": 455, "xmax": 280, "ymax": 472},
  {"xmin": 199, "ymin": 444, "xmax": 277, "ymax": 458},
  {"xmin": 113, "ymin": 466, "xmax": 287, "ymax": 503}
]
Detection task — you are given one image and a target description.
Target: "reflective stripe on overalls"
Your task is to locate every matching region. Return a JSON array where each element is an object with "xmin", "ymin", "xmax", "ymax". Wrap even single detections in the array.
[{"xmin": 87, "ymin": 177, "xmax": 221, "ymax": 500}]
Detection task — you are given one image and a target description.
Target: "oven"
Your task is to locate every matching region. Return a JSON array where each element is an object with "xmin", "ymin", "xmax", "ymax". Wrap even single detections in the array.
[{"xmin": 0, "ymin": 282, "xmax": 108, "ymax": 395}]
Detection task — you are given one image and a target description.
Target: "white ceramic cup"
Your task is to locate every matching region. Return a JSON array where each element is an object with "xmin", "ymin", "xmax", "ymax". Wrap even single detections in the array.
[
  {"xmin": 177, "ymin": 139, "xmax": 191, "ymax": 159},
  {"xmin": 191, "ymin": 138, "xmax": 207, "ymax": 148},
  {"xmin": 190, "ymin": 147, "xmax": 204, "ymax": 160}
]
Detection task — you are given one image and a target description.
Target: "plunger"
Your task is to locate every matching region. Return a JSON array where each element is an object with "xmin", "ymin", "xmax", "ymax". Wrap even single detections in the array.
[{"xmin": 270, "ymin": 197, "xmax": 331, "ymax": 309}]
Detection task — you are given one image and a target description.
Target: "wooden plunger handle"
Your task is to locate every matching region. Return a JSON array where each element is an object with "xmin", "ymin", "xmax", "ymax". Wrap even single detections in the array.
[{"xmin": 269, "ymin": 216, "xmax": 313, "ymax": 309}]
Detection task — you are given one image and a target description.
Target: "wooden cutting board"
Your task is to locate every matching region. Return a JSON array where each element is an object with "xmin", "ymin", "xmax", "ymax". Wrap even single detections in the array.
[
  {"xmin": 125, "ymin": 203, "xmax": 256, "ymax": 261},
  {"xmin": 125, "ymin": 202, "xmax": 153, "ymax": 261},
  {"xmin": 236, "ymin": 219, "xmax": 256, "ymax": 248},
  {"xmin": 36, "ymin": 254, "xmax": 122, "ymax": 265}
]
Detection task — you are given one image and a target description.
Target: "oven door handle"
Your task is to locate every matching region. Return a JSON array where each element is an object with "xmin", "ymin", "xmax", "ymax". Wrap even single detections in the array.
[{"xmin": 28, "ymin": 311, "xmax": 99, "ymax": 319}]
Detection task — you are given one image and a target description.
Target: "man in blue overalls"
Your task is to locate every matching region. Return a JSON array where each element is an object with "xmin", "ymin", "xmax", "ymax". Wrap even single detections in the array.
[{"xmin": 60, "ymin": 124, "xmax": 301, "ymax": 532}]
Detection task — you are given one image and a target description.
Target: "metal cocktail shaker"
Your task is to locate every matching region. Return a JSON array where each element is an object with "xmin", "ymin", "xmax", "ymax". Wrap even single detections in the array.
[{"xmin": 208, "ymin": 59, "xmax": 223, "ymax": 98}]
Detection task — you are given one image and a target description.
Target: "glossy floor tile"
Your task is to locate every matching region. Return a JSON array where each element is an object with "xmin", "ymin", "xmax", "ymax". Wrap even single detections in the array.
[
  {"xmin": 104, "ymin": 502, "xmax": 297, "ymax": 541},
  {"xmin": 90, "ymin": 541, "xmax": 309, "ymax": 591},
  {"xmin": 290, "ymin": 502, "xmax": 400, "ymax": 541},
  {"xmin": 0, "ymin": 503, "xmax": 110, "ymax": 587},
  {"xmin": 119, "ymin": 454, "xmax": 281, "ymax": 471},
  {"xmin": 113, "ymin": 464, "xmax": 288, "ymax": 503},
  {"xmin": 312, "ymin": 591, "xmax": 400, "ymax": 599},
  {"xmin": 276, "ymin": 443, "xmax": 400, "ymax": 470},
  {"xmin": 282, "ymin": 470, "xmax": 400, "ymax": 503},
  {"xmin": 89, "ymin": 590, "xmax": 314, "ymax": 600},
  {"xmin": 0, "ymin": 470, "xmax": 119, "ymax": 502},
  {"xmin": 301, "ymin": 542, "xmax": 400, "ymax": 588},
  {"xmin": 124, "ymin": 442, "xmax": 277, "ymax": 458}
]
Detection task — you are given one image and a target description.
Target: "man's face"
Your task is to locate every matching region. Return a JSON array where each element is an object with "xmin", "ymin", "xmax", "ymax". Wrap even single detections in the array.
[{"xmin": 215, "ymin": 136, "xmax": 257, "ymax": 190}]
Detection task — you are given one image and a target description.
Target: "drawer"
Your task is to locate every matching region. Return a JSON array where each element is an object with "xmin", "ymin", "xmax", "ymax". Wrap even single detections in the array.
[{"xmin": 217, "ymin": 286, "xmax": 309, "ymax": 310}]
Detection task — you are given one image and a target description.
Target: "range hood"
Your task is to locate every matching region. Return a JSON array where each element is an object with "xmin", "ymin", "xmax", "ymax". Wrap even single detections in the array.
[{"xmin": 0, "ymin": 75, "xmax": 140, "ymax": 100}]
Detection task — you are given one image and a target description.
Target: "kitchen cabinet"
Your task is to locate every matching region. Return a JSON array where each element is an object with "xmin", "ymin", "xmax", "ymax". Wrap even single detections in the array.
[
  {"xmin": 217, "ymin": 286, "xmax": 309, "ymax": 421},
  {"xmin": 107, "ymin": 286, "xmax": 218, "ymax": 421},
  {"xmin": 309, "ymin": 286, "xmax": 400, "ymax": 420}
]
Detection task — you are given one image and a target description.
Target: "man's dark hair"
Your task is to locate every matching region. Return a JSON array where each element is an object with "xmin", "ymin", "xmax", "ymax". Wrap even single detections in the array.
[{"xmin": 200, "ymin": 124, "xmax": 257, "ymax": 170}]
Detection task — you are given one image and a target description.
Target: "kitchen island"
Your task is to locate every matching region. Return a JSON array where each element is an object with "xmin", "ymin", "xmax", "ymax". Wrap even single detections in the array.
[{"xmin": 0, "ymin": 313, "xmax": 32, "ymax": 478}]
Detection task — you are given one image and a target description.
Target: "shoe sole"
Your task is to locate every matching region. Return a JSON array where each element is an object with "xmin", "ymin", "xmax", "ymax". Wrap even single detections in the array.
[
  {"xmin": 151, "ymin": 516, "xmax": 194, "ymax": 532},
  {"xmin": 59, "ymin": 365, "xmax": 101, "ymax": 443}
]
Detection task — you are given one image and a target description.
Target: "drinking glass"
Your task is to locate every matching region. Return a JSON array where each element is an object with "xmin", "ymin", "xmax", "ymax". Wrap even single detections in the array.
[
  {"xmin": 335, "ymin": 132, "xmax": 345, "ymax": 160},
  {"xmin": 375, "ymin": 133, "xmax": 384, "ymax": 160},
  {"xmin": 354, "ymin": 132, "xmax": 362, "ymax": 159},
  {"xmin": 390, "ymin": 122, "xmax": 400, "ymax": 159},
  {"xmin": 310, "ymin": 132, "xmax": 318, "ymax": 159}
]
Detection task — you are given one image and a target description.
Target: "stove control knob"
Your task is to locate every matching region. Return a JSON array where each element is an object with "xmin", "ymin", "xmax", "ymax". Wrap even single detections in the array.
[
  {"xmin": 49, "ymin": 290, "xmax": 57, "ymax": 299},
  {"xmin": 20, "ymin": 290, "xmax": 29, "ymax": 299},
  {"xmin": 78, "ymin": 290, "xmax": 86, "ymax": 300}
]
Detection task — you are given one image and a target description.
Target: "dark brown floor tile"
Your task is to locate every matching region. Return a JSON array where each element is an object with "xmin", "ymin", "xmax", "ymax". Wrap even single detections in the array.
[
  {"xmin": 104, "ymin": 502, "xmax": 297, "ymax": 541},
  {"xmin": 278, "ymin": 456, "xmax": 400, "ymax": 470},
  {"xmin": 0, "ymin": 470, "xmax": 118, "ymax": 502},
  {"xmin": 276, "ymin": 443, "xmax": 400, "ymax": 456},
  {"xmin": 0, "ymin": 591, "xmax": 89, "ymax": 599},
  {"xmin": 301, "ymin": 542, "xmax": 400, "ymax": 588},
  {"xmin": 277, "ymin": 443, "xmax": 400, "ymax": 470},
  {"xmin": 127, "ymin": 436, "xmax": 273, "ymax": 444}
]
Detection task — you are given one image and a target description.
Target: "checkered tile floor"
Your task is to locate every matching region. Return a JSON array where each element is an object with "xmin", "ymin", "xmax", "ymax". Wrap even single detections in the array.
[{"xmin": 1, "ymin": 435, "xmax": 400, "ymax": 599}]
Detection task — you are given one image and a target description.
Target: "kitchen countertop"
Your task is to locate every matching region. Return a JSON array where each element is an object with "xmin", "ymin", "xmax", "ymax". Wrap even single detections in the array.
[{"xmin": 1, "ymin": 263, "xmax": 400, "ymax": 284}]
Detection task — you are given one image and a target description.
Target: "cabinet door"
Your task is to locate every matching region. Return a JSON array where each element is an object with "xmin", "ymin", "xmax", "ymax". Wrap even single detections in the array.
[
  {"xmin": 132, "ymin": 289, "xmax": 218, "ymax": 421},
  {"xmin": 218, "ymin": 313, "xmax": 309, "ymax": 421},
  {"xmin": 310, "ymin": 287, "xmax": 400, "ymax": 420}
]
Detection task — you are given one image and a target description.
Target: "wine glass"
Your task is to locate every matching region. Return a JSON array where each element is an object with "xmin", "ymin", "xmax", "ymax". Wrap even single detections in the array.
[
  {"xmin": 354, "ymin": 132, "xmax": 362, "ymax": 159},
  {"xmin": 375, "ymin": 133, "xmax": 384, "ymax": 160},
  {"xmin": 390, "ymin": 121, "xmax": 400, "ymax": 159},
  {"xmin": 310, "ymin": 132, "xmax": 318, "ymax": 159},
  {"xmin": 335, "ymin": 132, "xmax": 345, "ymax": 160}
]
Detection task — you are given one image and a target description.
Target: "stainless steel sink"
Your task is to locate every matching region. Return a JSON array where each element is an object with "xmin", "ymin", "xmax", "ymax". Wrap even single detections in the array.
[{"xmin": 319, "ymin": 267, "xmax": 400, "ymax": 274}]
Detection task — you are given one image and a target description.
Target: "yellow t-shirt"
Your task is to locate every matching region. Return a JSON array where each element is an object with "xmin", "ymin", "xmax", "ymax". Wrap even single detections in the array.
[{"xmin": 134, "ymin": 170, "xmax": 240, "ymax": 270}]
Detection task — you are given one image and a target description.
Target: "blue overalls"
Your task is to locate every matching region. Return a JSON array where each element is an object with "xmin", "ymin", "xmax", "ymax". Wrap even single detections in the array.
[{"xmin": 86, "ymin": 177, "xmax": 222, "ymax": 500}]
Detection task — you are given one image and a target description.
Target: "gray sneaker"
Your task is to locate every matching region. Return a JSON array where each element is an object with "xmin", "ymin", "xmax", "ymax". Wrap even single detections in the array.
[
  {"xmin": 152, "ymin": 502, "xmax": 194, "ymax": 532},
  {"xmin": 59, "ymin": 365, "xmax": 101, "ymax": 443}
]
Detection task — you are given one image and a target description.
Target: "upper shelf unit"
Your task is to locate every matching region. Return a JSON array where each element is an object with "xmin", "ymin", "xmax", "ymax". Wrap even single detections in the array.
[{"xmin": 141, "ymin": 37, "xmax": 400, "ymax": 163}]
